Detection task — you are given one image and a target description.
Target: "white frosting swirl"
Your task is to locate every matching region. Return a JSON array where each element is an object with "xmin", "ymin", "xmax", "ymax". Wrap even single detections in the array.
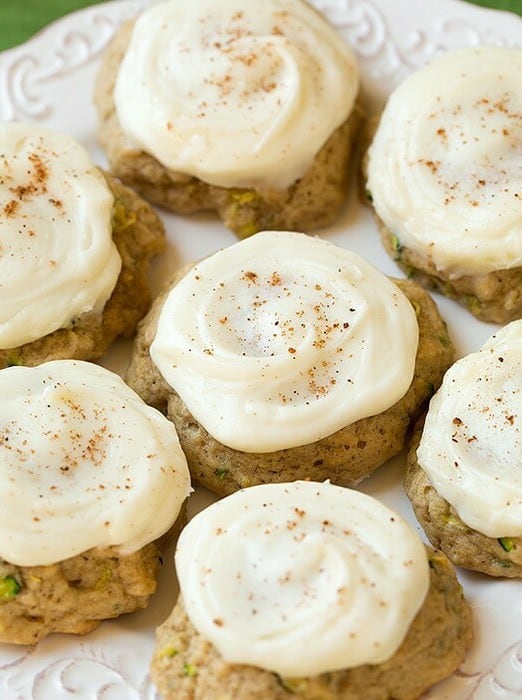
[
  {"xmin": 0, "ymin": 123, "xmax": 121, "ymax": 349},
  {"xmin": 176, "ymin": 480, "xmax": 430, "ymax": 676},
  {"xmin": 150, "ymin": 231, "xmax": 418, "ymax": 452},
  {"xmin": 0, "ymin": 360, "xmax": 191, "ymax": 566},
  {"xmin": 417, "ymin": 321, "xmax": 522, "ymax": 537},
  {"xmin": 366, "ymin": 47, "xmax": 522, "ymax": 277},
  {"xmin": 113, "ymin": 0, "xmax": 359, "ymax": 189}
]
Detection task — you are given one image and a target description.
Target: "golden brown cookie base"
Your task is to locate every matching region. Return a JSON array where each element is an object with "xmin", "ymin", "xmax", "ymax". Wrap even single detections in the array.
[
  {"xmin": 126, "ymin": 272, "xmax": 454, "ymax": 497},
  {"xmin": 150, "ymin": 547, "xmax": 472, "ymax": 700},
  {"xmin": 0, "ymin": 508, "xmax": 186, "ymax": 645},
  {"xmin": 374, "ymin": 213, "xmax": 521, "ymax": 325},
  {"xmin": 405, "ymin": 426, "xmax": 522, "ymax": 577},
  {"xmin": 94, "ymin": 21, "xmax": 364, "ymax": 238},
  {"xmin": 0, "ymin": 172, "xmax": 165, "ymax": 370}
]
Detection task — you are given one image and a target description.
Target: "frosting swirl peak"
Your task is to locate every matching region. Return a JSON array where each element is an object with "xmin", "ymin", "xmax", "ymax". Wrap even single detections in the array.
[
  {"xmin": 151, "ymin": 231, "xmax": 418, "ymax": 452},
  {"xmin": 114, "ymin": 0, "xmax": 359, "ymax": 189}
]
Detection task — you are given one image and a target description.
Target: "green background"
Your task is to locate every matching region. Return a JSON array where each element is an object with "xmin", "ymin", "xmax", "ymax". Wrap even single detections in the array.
[{"xmin": 0, "ymin": 0, "xmax": 520, "ymax": 51}]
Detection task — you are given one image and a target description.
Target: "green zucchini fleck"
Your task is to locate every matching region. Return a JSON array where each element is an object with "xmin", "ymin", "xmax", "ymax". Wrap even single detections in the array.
[
  {"xmin": 158, "ymin": 646, "xmax": 178, "ymax": 659},
  {"xmin": 390, "ymin": 235, "xmax": 403, "ymax": 261},
  {"xmin": 183, "ymin": 663, "xmax": 197, "ymax": 677},
  {"xmin": 6, "ymin": 352, "xmax": 23, "ymax": 367},
  {"xmin": 498, "ymin": 537, "xmax": 516, "ymax": 553},
  {"xmin": 0, "ymin": 575, "xmax": 21, "ymax": 601},
  {"xmin": 364, "ymin": 188, "xmax": 373, "ymax": 203},
  {"xmin": 214, "ymin": 468, "xmax": 229, "ymax": 480},
  {"xmin": 274, "ymin": 674, "xmax": 309, "ymax": 694},
  {"xmin": 443, "ymin": 512, "xmax": 467, "ymax": 529}
]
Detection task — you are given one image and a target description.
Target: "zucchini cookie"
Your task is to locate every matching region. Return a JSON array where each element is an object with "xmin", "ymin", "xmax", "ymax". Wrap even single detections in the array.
[
  {"xmin": 0, "ymin": 360, "xmax": 191, "ymax": 644},
  {"xmin": 405, "ymin": 321, "xmax": 522, "ymax": 577},
  {"xmin": 126, "ymin": 231, "xmax": 454, "ymax": 496},
  {"xmin": 365, "ymin": 47, "xmax": 522, "ymax": 323},
  {"xmin": 0, "ymin": 122, "xmax": 165, "ymax": 370},
  {"xmin": 94, "ymin": 0, "xmax": 362, "ymax": 238},
  {"xmin": 151, "ymin": 480, "xmax": 473, "ymax": 700}
]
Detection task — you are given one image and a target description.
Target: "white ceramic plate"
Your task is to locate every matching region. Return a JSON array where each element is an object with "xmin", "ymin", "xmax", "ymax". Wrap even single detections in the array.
[{"xmin": 0, "ymin": 1, "xmax": 520, "ymax": 698}]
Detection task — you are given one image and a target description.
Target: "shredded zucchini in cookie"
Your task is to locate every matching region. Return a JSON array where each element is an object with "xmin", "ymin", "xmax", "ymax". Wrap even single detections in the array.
[{"xmin": 0, "ymin": 576, "xmax": 21, "ymax": 601}]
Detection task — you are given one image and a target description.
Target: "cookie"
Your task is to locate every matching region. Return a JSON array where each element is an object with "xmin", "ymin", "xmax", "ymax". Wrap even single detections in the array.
[
  {"xmin": 365, "ymin": 47, "xmax": 522, "ymax": 323},
  {"xmin": 94, "ymin": 0, "xmax": 363, "ymax": 237},
  {"xmin": 0, "ymin": 122, "xmax": 165, "ymax": 370},
  {"xmin": 151, "ymin": 481, "xmax": 473, "ymax": 700},
  {"xmin": 0, "ymin": 360, "xmax": 191, "ymax": 644},
  {"xmin": 126, "ymin": 231, "xmax": 454, "ymax": 496},
  {"xmin": 405, "ymin": 321, "xmax": 522, "ymax": 577}
]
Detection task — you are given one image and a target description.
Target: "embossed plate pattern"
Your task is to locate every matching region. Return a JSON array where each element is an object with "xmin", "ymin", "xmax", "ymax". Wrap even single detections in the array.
[{"xmin": 0, "ymin": 1, "xmax": 521, "ymax": 698}]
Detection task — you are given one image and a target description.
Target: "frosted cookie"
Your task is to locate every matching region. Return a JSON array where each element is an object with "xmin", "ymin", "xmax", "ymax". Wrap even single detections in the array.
[
  {"xmin": 94, "ymin": 0, "xmax": 362, "ymax": 238},
  {"xmin": 365, "ymin": 47, "xmax": 522, "ymax": 323},
  {"xmin": 0, "ymin": 360, "xmax": 191, "ymax": 644},
  {"xmin": 0, "ymin": 122, "xmax": 165, "ymax": 370},
  {"xmin": 405, "ymin": 321, "xmax": 522, "ymax": 577},
  {"xmin": 151, "ymin": 480, "xmax": 473, "ymax": 700},
  {"xmin": 126, "ymin": 231, "xmax": 454, "ymax": 496}
]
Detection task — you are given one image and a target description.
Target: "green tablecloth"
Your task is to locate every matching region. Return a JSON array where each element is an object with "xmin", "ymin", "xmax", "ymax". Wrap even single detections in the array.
[{"xmin": 0, "ymin": 0, "xmax": 520, "ymax": 51}]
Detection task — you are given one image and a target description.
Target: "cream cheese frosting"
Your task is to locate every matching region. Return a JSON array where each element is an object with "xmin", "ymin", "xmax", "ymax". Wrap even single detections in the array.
[
  {"xmin": 366, "ymin": 47, "xmax": 522, "ymax": 277},
  {"xmin": 175, "ymin": 480, "xmax": 430, "ymax": 677},
  {"xmin": 417, "ymin": 321, "xmax": 522, "ymax": 537},
  {"xmin": 0, "ymin": 360, "xmax": 191, "ymax": 567},
  {"xmin": 150, "ymin": 231, "xmax": 419, "ymax": 453},
  {"xmin": 0, "ymin": 122, "xmax": 121, "ymax": 349},
  {"xmin": 113, "ymin": 0, "xmax": 359, "ymax": 190}
]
